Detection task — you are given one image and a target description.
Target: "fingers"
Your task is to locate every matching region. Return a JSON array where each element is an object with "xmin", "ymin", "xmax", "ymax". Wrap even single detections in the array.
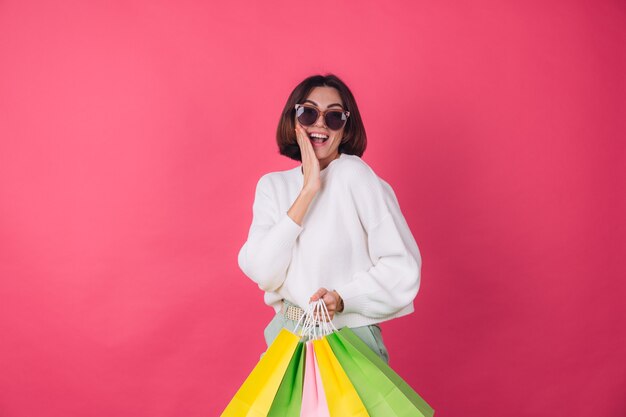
[
  {"xmin": 309, "ymin": 288, "xmax": 340, "ymax": 321},
  {"xmin": 295, "ymin": 124, "xmax": 311, "ymax": 157},
  {"xmin": 295, "ymin": 124, "xmax": 310, "ymax": 168},
  {"xmin": 322, "ymin": 292, "xmax": 338, "ymax": 311},
  {"xmin": 296, "ymin": 124, "xmax": 317, "ymax": 167},
  {"xmin": 310, "ymin": 288, "xmax": 330, "ymax": 320},
  {"xmin": 295, "ymin": 124, "xmax": 321, "ymax": 194},
  {"xmin": 309, "ymin": 287, "xmax": 328, "ymax": 302}
]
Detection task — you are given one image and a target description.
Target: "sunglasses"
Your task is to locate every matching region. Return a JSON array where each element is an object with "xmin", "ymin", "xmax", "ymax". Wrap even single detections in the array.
[{"xmin": 295, "ymin": 104, "xmax": 350, "ymax": 131}]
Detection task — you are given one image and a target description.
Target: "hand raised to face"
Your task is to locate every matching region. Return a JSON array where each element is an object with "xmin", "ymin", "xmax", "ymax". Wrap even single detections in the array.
[{"xmin": 295, "ymin": 123, "xmax": 321, "ymax": 194}]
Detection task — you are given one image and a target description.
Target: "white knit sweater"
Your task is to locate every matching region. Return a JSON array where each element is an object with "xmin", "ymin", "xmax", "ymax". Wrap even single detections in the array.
[{"xmin": 237, "ymin": 153, "xmax": 422, "ymax": 328}]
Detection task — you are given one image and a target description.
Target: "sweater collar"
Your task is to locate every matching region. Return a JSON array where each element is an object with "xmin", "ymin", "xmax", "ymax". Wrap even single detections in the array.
[{"xmin": 299, "ymin": 152, "xmax": 344, "ymax": 176}]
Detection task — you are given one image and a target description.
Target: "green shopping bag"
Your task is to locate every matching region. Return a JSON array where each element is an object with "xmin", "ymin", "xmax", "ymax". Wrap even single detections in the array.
[
  {"xmin": 327, "ymin": 328, "xmax": 435, "ymax": 417},
  {"xmin": 267, "ymin": 341, "xmax": 305, "ymax": 416}
]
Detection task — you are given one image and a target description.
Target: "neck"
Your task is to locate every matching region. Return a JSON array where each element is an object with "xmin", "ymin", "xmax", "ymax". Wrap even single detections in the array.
[
  {"xmin": 320, "ymin": 152, "xmax": 341, "ymax": 170},
  {"xmin": 300, "ymin": 152, "xmax": 341, "ymax": 175}
]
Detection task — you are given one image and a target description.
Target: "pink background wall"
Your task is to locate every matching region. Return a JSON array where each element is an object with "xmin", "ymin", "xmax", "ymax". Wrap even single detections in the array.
[{"xmin": 1, "ymin": 1, "xmax": 625, "ymax": 416}]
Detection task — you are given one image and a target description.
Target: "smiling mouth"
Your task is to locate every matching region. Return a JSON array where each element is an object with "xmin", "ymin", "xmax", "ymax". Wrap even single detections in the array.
[{"xmin": 308, "ymin": 132, "xmax": 329, "ymax": 144}]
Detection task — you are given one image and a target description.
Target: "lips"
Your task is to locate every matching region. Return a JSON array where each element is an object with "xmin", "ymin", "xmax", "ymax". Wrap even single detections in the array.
[{"xmin": 308, "ymin": 132, "xmax": 329, "ymax": 144}]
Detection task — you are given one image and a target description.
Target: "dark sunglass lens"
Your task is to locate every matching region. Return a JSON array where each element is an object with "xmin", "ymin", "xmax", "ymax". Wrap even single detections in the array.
[
  {"xmin": 325, "ymin": 111, "xmax": 346, "ymax": 130},
  {"xmin": 296, "ymin": 106, "xmax": 318, "ymax": 126}
]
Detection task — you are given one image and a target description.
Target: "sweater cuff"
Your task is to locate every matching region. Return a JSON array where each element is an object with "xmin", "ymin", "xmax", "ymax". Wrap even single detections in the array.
[
  {"xmin": 276, "ymin": 212, "xmax": 304, "ymax": 241},
  {"xmin": 333, "ymin": 272, "xmax": 372, "ymax": 314}
]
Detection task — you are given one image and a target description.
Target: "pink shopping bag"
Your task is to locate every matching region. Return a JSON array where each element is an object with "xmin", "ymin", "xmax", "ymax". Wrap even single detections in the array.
[{"xmin": 300, "ymin": 341, "xmax": 330, "ymax": 417}]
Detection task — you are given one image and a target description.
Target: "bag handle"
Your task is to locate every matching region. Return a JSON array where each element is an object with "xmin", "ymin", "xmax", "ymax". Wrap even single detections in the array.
[{"xmin": 294, "ymin": 300, "xmax": 338, "ymax": 341}]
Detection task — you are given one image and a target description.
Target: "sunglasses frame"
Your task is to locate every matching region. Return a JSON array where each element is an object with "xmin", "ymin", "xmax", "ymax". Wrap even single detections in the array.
[{"xmin": 294, "ymin": 104, "xmax": 350, "ymax": 131}]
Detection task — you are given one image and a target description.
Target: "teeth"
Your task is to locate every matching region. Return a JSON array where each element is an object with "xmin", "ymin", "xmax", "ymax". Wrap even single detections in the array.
[{"xmin": 310, "ymin": 133, "xmax": 329, "ymax": 139}]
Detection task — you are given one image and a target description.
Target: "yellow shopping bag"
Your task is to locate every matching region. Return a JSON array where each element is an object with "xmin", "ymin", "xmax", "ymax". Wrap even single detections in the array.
[
  {"xmin": 221, "ymin": 328, "xmax": 300, "ymax": 417},
  {"xmin": 313, "ymin": 337, "xmax": 370, "ymax": 417}
]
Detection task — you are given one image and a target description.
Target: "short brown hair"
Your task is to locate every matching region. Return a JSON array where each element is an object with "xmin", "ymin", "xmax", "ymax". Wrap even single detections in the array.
[{"xmin": 276, "ymin": 74, "xmax": 367, "ymax": 161}]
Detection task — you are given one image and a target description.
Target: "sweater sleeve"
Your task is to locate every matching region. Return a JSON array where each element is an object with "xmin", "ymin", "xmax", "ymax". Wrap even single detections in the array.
[
  {"xmin": 334, "ymin": 167, "xmax": 422, "ymax": 318},
  {"xmin": 237, "ymin": 175, "xmax": 304, "ymax": 292}
]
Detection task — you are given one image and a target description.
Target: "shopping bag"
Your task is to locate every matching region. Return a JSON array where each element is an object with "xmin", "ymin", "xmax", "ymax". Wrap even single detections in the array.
[
  {"xmin": 313, "ymin": 336, "xmax": 370, "ymax": 417},
  {"xmin": 221, "ymin": 328, "xmax": 300, "ymax": 417},
  {"xmin": 334, "ymin": 327, "xmax": 435, "ymax": 417},
  {"xmin": 300, "ymin": 341, "xmax": 330, "ymax": 417},
  {"xmin": 267, "ymin": 341, "xmax": 305, "ymax": 417}
]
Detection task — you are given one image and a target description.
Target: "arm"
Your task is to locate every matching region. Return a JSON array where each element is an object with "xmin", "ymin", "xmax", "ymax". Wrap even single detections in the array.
[
  {"xmin": 238, "ymin": 124, "xmax": 322, "ymax": 292},
  {"xmin": 334, "ymin": 168, "xmax": 422, "ymax": 318},
  {"xmin": 238, "ymin": 174, "xmax": 320, "ymax": 292},
  {"xmin": 237, "ymin": 175, "xmax": 301, "ymax": 291}
]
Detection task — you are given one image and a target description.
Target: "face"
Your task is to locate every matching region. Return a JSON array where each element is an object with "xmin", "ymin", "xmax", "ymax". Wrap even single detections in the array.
[{"xmin": 296, "ymin": 86, "xmax": 346, "ymax": 167}]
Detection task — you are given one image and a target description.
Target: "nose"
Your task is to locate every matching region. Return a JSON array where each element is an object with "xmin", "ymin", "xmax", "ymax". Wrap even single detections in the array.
[{"xmin": 313, "ymin": 112, "xmax": 326, "ymax": 128}]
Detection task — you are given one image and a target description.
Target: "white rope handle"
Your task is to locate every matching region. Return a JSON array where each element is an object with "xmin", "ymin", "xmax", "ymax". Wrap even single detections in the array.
[
  {"xmin": 318, "ymin": 298, "xmax": 338, "ymax": 333},
  {"xmin": 299, "ymin": 302, "xmax": 320, "ymax": 340},
  {"xmin": 294, "ymin": 299, "xmax": 338, "ymax": 341},
  {"xmin": 293, "ymin": 302, "xmax": 312, "ymax": 335},
  {"xmin": 295, "ymin": 302, "xmax": 313, "ymax": 337}
]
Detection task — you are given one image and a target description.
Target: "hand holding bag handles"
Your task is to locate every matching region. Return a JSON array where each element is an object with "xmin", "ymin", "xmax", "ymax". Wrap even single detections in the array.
[
  {"xmin": 299, "ymin": 300, "xmax": 370, "ymax": 417},
  {"xmin": 221, "ymin": 299, "xmax": 434, "ymax": 417}
]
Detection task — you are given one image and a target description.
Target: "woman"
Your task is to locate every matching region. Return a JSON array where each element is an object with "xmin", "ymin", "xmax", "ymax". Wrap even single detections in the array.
[{"xmin": 237, "ymin": 74, "xmax": 422, "ymax": 364}]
